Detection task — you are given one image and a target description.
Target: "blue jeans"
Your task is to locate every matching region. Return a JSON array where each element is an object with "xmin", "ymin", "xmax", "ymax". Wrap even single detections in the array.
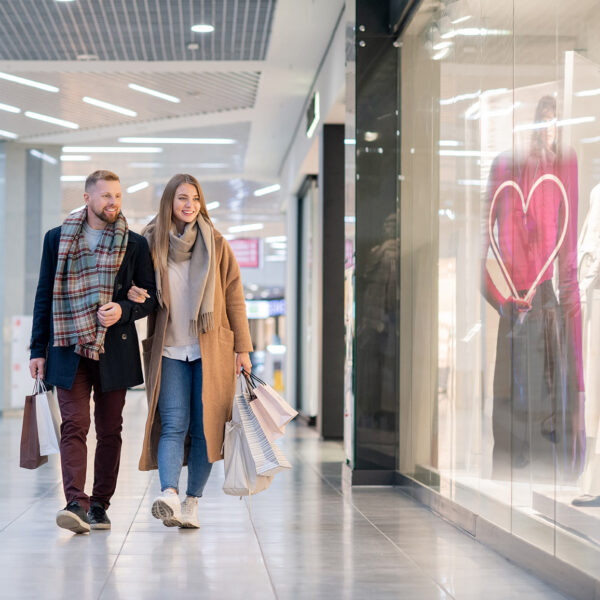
[{"xmin": 157, "ymin": 357, "xmax": 212, "ymax": 497}]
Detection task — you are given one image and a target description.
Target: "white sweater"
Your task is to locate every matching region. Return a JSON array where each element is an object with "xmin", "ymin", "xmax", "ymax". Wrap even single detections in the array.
[{"xmin": 162, "ymin": 258, "xmax": 201, "ymax": 361}]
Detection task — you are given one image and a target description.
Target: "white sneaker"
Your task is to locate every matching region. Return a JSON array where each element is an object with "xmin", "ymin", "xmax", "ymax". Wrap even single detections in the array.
[
  {"xmin": 151, "ymin": 489, "xmax": 182, "ymax": 527},
  {"xmin": 180, "ymin": 496, "xmax": 200, "ymax": 529}
]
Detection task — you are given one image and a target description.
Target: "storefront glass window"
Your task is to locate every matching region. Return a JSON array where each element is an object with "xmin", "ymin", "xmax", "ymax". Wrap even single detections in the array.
[{"xmin": 398, "ymin": 0, "xmax": 600, "ymax": 576}]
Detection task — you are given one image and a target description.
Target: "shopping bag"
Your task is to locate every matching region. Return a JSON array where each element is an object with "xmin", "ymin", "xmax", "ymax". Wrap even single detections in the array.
[
  {"xmin": 222, "ymin": 396, "xmax": 273, "ymax": 497},
  {"xmin": 34, "ymin": 379, "xmax": 61, "ymax": 456},
  {"xmin": 20, "ymin": 389, "xmax": 48, "ymax": 470},
  {"xmin": 235, "ymin": 376, "xmax": 292, "ymax": 476},
  {"xmin": 243, "ymin": 370, "xmax": 298, "ymax": 442}
]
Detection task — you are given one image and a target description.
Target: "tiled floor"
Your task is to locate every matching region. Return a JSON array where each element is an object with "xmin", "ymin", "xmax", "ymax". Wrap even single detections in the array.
[{"xmin": 0, "ymin": 391, "xmax": 573, "ymax": 599}]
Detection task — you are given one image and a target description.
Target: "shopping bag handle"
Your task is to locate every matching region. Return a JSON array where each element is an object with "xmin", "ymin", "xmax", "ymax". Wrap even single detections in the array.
[
  {"xmin": 31, "ymin": 376, "xmax": 47, "ymax": 396},
  {"xmin": 241, "ymin": 367, "xmax": 267, "ymax": 387},
  {"xmin": 238, "ymin": 370, "xmax": 257, "ymax": 401}
]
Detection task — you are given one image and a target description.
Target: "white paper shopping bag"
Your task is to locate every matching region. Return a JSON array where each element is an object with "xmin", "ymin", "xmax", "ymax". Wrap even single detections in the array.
[{"xmin": 34, "ymin": 379, "xmax": 61, "ymax": 456}]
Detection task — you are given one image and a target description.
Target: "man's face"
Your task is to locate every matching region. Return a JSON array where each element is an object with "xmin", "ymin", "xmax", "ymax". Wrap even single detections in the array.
[{"xmin": 84, "ymin": 179, "xmax": 122, "ymax": 224}]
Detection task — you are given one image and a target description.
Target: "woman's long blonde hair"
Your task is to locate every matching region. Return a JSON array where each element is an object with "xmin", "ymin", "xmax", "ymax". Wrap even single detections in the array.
[{"xmin": 145, "ymin": 173, "xmax": 213, "ymax": 275}]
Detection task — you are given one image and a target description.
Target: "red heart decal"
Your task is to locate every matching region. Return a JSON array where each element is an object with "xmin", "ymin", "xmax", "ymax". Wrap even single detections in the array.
[{"xmin": 488, "ymin": 174, "xmax": 569, "ymax": 304}]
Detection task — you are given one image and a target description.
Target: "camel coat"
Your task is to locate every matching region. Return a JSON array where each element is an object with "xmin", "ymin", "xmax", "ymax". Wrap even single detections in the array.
[{"xmin": 138, "ymin": 230, "xmax": 253, "ymax": 469}]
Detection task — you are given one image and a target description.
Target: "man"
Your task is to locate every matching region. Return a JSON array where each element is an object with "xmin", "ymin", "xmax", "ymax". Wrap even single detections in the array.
[{"xmin": 29, "ymin": 170, "xmax": 156, "ymax": 534}]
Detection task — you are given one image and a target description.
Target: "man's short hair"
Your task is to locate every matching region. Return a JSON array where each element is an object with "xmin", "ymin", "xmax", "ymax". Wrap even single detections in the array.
[{"xmin": 85, "ymin": 170, "xmax": 120, "ymax": 192}]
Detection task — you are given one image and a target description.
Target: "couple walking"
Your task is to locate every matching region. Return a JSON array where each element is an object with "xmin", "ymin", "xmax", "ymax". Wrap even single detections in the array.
[{"xmin": 29, "ymin": 170, "xmax": 252, "ymax": 533}]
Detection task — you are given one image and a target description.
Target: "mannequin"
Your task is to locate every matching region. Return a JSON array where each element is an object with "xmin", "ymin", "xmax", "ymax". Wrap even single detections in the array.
[
  {"xmin": 573, "ymin": 183, "xmax": 600, "ymax": 505},
  {"xmin": 483, "ymin": 95, "xmax": 585, "ymax": 483}
]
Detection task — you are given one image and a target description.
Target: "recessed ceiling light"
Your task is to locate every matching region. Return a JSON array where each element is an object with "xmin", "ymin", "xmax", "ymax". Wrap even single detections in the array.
[
  {"xmin": 228, "ymin": 223, "xmax": 264, "ymax": 233},
  {"xmin": 62, "ymin": 146, "xmax": 163, "ymax": 154},
  {"xmin": 61, "ymin": 175, "xmax": 87, "ymax": 182},
  {"xmin": 118, "ymin": 137, "xmax": 235, "ymax": 144},
  {"xmin": 0, "ymin": 72, "xmax": 59, "ymax": 93},
  {"xmin": 126, "ymin": 181, "xmax": 149, "ymax": 194},
  {"xmin": 191, "ymin": 24, "xmax": 215, "ymax": 33},
  {"xmin": 187, "ymin": 42, "xmax": 200, "ymax": 50},
  {"xmin": 0, "ymin": 101, "xmax": 20, "ymax": 114},
  {"xmin": 253, "ymin": 184, "xmax": 281, "ymax": 197},
  {"xmin": 0, "ymin": 129, "xmax": 18, "ymax": 139},
  {"xmin": 128, "ymin": 83, "xmax": 180, "ymax": 103},
  {"xmin": 206, "ymin": 201, "xmax": 220, "ymax": 211},
  {"xmin": 83, "ymin": 96, "xmax": 137, "ymax": 117},
  {"xmin": 25, "ymin": 111, "xmax": 79, "ymax": 129},
  {"xmin": 60, "ymin": 155, "xmax": 91, "ymax": 162}
]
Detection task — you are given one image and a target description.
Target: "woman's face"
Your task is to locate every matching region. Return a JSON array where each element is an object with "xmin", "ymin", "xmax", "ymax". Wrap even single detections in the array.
[{"xmin": 172, "ymin": 183, "xmax": 201, "ymax": 227}]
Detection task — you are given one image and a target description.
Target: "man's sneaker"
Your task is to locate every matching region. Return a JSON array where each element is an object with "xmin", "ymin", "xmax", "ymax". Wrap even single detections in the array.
[
  {"xmin": 180, "ymin": 496, "xmax": 200, "ymax": 529},
  {"xmin": 88, "ymin": 502, "xmax": 111, "ymax": 530},
  {"xmin": 56, "ymin": 501, "xmax": 91, "ymax": 534},
  {"xmin": 151, "ymin": 489, "xmax": 182, "ymax": 527}
]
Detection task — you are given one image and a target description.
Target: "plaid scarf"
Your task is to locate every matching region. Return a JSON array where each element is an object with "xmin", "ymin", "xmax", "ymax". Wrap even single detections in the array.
[{"xmin": 52, "ymin": 208, "xmax": 129, "ymax": 360}]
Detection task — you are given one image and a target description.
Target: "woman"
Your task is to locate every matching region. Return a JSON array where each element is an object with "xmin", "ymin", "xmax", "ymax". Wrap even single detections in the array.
[{"xmin": 130, "ymin": 173, "xmax": 252, "ymax": 528}]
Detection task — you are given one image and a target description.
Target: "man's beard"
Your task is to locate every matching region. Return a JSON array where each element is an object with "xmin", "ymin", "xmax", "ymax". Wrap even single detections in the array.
[{"xmin": 93, "ymin": 206, "xmax": 119, "ymax": 224}]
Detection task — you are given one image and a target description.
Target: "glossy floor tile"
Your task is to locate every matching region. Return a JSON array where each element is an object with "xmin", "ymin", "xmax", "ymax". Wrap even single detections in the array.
[{"xmin": 0, "ymin": 391, "xmax": 573, "ymax": 599}]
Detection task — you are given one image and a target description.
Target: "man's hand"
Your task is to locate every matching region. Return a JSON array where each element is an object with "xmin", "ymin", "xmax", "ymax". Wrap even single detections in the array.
[
  {"xmin": 29, "ymin": 358, "xmax": 45, "ymax": 380},
  {"xmin": 127, "ymin": 285, "xmax": 149, "ymax": 304},
  {"xmin": 236, "ymin": 352, "xmax": 252, "ymax": 376},
  {"xmin": 97, "ymin": 302, "xmax": 122, "ymax": 327}
]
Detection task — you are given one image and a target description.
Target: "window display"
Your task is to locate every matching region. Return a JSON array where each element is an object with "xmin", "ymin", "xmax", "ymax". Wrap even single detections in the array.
[{"xmin": 398, "ymin": 0, "xmax": 600, "ymax": 579}]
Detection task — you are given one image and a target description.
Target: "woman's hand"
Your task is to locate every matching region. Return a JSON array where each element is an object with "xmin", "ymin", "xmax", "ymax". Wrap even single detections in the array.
[
  {"xmin": 236, "ymin": 352, "xmax": 252, "ymax": 376},
  {"xmin": 128, "ymin": 285, "xmax": 150, "ymax": 304}
]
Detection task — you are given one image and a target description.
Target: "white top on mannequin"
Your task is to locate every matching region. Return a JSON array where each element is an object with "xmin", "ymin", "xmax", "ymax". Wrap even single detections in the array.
[{"xmin": 578, "ymin": 183, "xmax": 600, "ymax": 297}]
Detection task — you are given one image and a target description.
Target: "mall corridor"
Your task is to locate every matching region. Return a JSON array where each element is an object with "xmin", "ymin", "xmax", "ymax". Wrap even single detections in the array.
[{"xmin": 0, "ymin": 390, "xmax": 571, "ymax": 600}]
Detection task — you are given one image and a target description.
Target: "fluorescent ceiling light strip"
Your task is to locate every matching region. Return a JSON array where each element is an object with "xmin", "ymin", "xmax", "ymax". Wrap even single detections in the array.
[
  {"xmin": 83, "ymin": 96, "xmax": 137, "ymax": 117},
  {"xmin": 126, "ymin": 181, "xmax": 149, "ymax": 194},
  {"xmin": 433, "ymin": 47, "xmax": 450, "ymax": 60},
  {"xmin": 451, "ymin": 15, "xmax": 472, "ymax": 25},
  {"xmin": 344, "ymin": 139, "xmax": 356, "ymax": 145},
  {"xmin": 228, "ymin": 223, "xmax": 264, "ymax": 233},
  {"xmin": 128, "ymin": 83, "xmax": 180, "ymax": 103},
  {"xmin": 442, "ymin": 28, "xmax": 511, "ymax": 40},
  {"xmin": 306, "ymin": 91, "xmax": 320, "ymax": 139},
  {"xmin": 0, "ymin": 72, "xmax": 59, "ymax": 93},
  {"xmin": 254, "ymin": 184, "xmax": 281, "ymax": 197},
  {"xmin": 576, "ymin": 88, "xmax": 600, "ymax": 97},
  {"xmin": 439, "ymin": 140, "xmax": 461, "ymax": 147},
  {"xmin": 61, "ymin": 175, "xmax": 87, "ymax": 182},
  {"xmin": 582, "ymin": 136, "xmax": 600, "ymax": 144},
  {"xmin": 439, "ymin": 150, "xmax": 481, "ymax": 157},
  {"xmin": 0, "ymin": 101, "xmax": 20, "ymax": 113},
  {"xmin": 60, "ymin": 155, "xmax": 91, "ymax": 162},
  {"xmin": 270, "ymin": 243, "xmax": 287, "ymax": 249},
  {"xmin": 62, "ymin": 146, "xmax": 162, "ymax": 153},
  {"xmin": 514, "ymin": 116, "xmax": 594, "ymax": 132},
  {"xmin": 25, "ymin": 111, "xmax": 79, "ymax": 129},
  {"xmin": 265, "ymin": 236, "xmax": 287, "ymax": 243},
  {"xmin": 0, "ymin": 129, "xmax": 18, "ymax": 139},
  {"xmin": 265, "ymin": 255, "xmax": 286, "ymax": 262},
  {"xmin": 345, "ymin": 216, "xmax": 356, "ymax": 223},
  {"xmin": 557, "ymin": 116, "xmax": 595, "ymax": 127},
  {"xmin": 118, "ymin": 137, "xmax": 235, "ymax": 144},
  {"xmin": 206, "ymin": 201, "xmax": 220, "ymax": 210},
  {"xmin": 458, "ymin": 179, "xmax": 485, "ymax": 186},
  {"xmin": 30, "ymin": 150, "xmax": 57, "ymax": 165}
]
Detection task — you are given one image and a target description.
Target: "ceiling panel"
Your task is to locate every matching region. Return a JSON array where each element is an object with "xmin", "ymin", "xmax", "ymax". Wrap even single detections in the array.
[
  {"xmin": 0, "ymin": 0, "xmax": 276, "ymax": 61},
  {"xmin": 0, "ymin": 70, "xmax": 260, "ymax": 137}
]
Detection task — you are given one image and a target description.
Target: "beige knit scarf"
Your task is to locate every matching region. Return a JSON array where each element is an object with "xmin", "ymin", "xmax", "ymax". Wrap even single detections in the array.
[{"xmin": 146, "ymin": 215, "xmax": 216, "ymax": 335}]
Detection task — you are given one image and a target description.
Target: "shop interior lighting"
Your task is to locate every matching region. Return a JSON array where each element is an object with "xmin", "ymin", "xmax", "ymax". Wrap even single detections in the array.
[
  {"xmin": 126, "ymin": 181, "xmax": 149, "ymax": 194},
  {"xmin": 0, "ymin": 101, "xmax": 20, "ymax": 113},
  {"xmin": 0, "ymin": 129, "xmax": 18, "ymax": 139},
  {"xmin": 306, "ymin": 91, "xmax": 320, "ymax": 139},
  {"xmin": 345, "ymin": 216, "xmax": 356, "ymax": 223},
  {"xmin": 265, "ymin": 255, "xmax": 286, "ymax": 262},
  {"xmin": 228, "ymin": 223, "xmax": 264, "ymax": 233},
  {"xmin": 576, "ymin": 88, "xmax": 600, "ymax": 97},
  {"xmin": 433, "ymin": 41, "xmax": 453, "ymax": 51},
  {"xmin": 440, "ymin": 88, "xmax": 509, "ymax": 106},
  {"xmin": 433, "ymin": 47, "xmax": 451, "ymax": 60},
  {"xmin": 582, "ymin": 136, "xmax": 600, "ymax": 144},
  {"xmin": 0, "ymin": 72, "xmax": 59, "ymax": 93},
  {"xmin": 83, "ymin": 96, "xmax": 137, "ymax": 117},
  {"xmin": 63, "ymin": 146, "xmax": 163, "ymax": 153},
  {"xmin": 439, "ymin": 140, "xmax": 461, "ymax": 146},
  {"xmin": 61, "ymin": 175, "xmax": 87, "ymax": 182},
  {"xmin": 344, "ymin": 139, "xmax": 356, "ymax": 145},
  {"xmin": 265, "ymin": 236, "xmax": 287, "ymax": 243},
  {"xmin": 206, "ymin": 201, "xmax": 220, "ymax": 211},
  {"xmin": 253, "ymin": 184, "xmax": 281, "ymax": 197},
  {"xmin": 458, "ymin": 179, "xmax": 485, "ymax": 186},
  {"xmin": 441, "ymin": 28, "xmax": 511, "ymax": 40},
  {"xmin": 128, "ymin": 83, "xmax": 181, "ymax": 103},
  {"xmin": 60, "ymin": 155, "xmax": 91, "ymax": 162},
  {"xmin": 270, "ymin": 243, "xmax": 287, "ymax": 250},
  {"xmin": 191, "ymin": 24, "xmax": 215, "ymax": 33},
  {"xmin": 451, "ymin": 15, "xmax": 472, "ymax": 25},
  {"xmin": 514, "ymin": 116, "xmax": 595, "ymax": 132},
  {"xmin": 30, "ymin": 150, "xmax": 57, "ymax": 165},
  {"xmin": 25, "ymin": 111, "xmax": 79, "ymax": 129},
  {"xmin": 439, "ymin": 150, "xmax": 481, "ymax": 157},
  {"xmin": 118, "ymin": 137, "xmax": 235, "ymax": 144}
]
